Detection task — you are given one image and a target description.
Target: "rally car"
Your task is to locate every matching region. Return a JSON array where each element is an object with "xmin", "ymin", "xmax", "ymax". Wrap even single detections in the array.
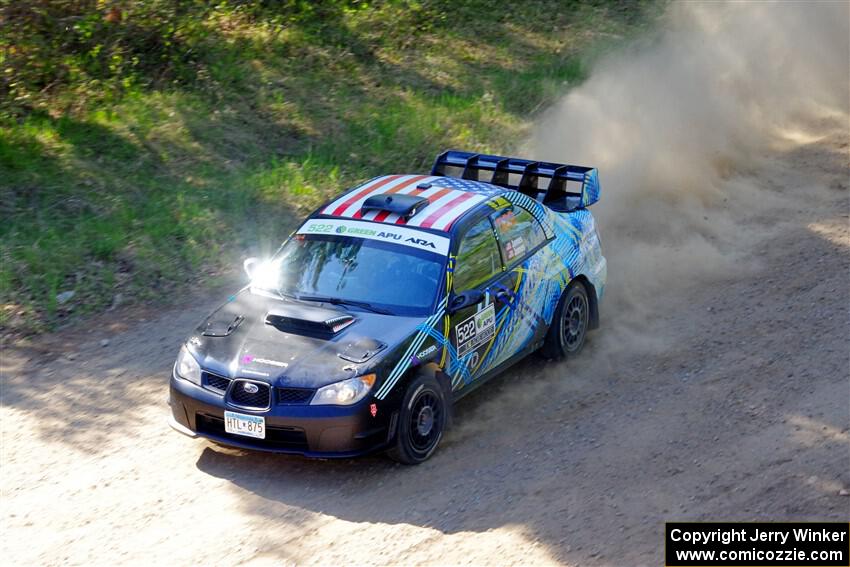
[{"xmin": 168, "ymin": 150, "xmax": 607, "ymax": 464}]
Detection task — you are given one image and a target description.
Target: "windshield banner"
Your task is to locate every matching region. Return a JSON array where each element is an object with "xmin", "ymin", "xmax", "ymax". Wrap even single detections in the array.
[{"xmin": 297, "ymin": 218, "xmax": 450, "ymax": 255}]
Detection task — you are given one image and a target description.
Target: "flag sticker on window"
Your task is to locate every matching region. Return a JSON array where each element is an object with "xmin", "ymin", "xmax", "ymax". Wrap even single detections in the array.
[{"xmin": 505, "ymin": 236, "xmax": 526, "ymax": 260}]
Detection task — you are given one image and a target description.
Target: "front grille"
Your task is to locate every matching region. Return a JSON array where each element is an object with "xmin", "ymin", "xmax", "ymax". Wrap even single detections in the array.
[
  {"xmin": 228, "ymin": 380, "xmax": 271, "ymax": 409},
  {"xmin": 196, "ymin": 414, "xmax": 308, "ymax": 451},
  {"xmin": 276, "ymin": 387, "xmax": 315, "ymax": 405},
  {"xmin": 203, "ymin": 372, "xmax": 231, "ymax": 393}
]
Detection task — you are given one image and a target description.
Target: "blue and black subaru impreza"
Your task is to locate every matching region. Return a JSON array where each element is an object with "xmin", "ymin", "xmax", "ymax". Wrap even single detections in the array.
[{"xmin": 168, "ymin": 151, "xmax": 607, "ymax": 464}]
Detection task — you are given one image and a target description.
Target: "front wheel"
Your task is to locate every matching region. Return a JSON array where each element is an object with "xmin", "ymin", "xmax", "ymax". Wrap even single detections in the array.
[
  {"xmin": 542, "ymin": 281, "xmax": 590, "ymax": 359},
  {"xmin": 387, "ymin": 374, "xmax": 447, "ymax": 465}
]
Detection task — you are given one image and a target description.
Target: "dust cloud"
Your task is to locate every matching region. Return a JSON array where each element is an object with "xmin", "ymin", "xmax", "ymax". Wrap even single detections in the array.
[
  {"xmin": 528, "ymin": 0, "xmax": 849, "ymax": 315},
  {"xmin": 453, "ymin": 1, "xmax": 848, "ymax": 431}
]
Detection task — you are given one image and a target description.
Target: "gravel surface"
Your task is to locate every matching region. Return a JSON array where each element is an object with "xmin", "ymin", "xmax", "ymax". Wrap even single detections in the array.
[{"xmin": 2, "ymin": 120, "xmax": 847, "ymax": 566}]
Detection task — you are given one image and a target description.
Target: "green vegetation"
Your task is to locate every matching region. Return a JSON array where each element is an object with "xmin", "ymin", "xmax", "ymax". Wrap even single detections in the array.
[{"xmin": 1, "ymin": 0, "xmax": 656, "ymax": 333}]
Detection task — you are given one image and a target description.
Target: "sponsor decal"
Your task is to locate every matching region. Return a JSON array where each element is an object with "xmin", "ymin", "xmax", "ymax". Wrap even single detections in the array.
[
  {"xmin": 406, "ymin": 237, "xmax": 436, "ymax": 249},
  {"xmin": 486, "ymin": 196, "xmax": 511, "ymax": 210},
  {"xmin": 255, "ymin": 357, "xmax": 288, "ymax": 368},
  {"xmin": 370, "ymin": 403, "xmax": 378, "ymax": 417},
  {"xmin": 417, "ymin": 344, "xmax": 438, "ymax": 359},
  {"xmin": 241, "ymin": 354, "xmax": 288, "ymax": 368},
  {"xmin": 454, "ymin": 303, "xmax": 496, "ymax": 357},
  {"xmin": 297, "ymin": 218, "xmax": 450, "ymax": 255}
]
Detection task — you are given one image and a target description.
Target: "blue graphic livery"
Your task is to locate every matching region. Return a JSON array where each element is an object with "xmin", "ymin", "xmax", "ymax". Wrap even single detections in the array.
[{"xmin": 168, "ymin": 150, "xmax": 607, "ymax": 464}]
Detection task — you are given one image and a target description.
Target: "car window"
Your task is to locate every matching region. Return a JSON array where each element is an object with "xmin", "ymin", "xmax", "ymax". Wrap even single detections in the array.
[
  {"xmin": 259, "ymin": 235, "xmax": 444, "ymax": 316},
  {"xmin": 490, "ymin": 205, "xmax": 547, "ymax": 265},
  {"xmin": 453, "ymin": 217, "xmax": 503, "ymax": 291}
]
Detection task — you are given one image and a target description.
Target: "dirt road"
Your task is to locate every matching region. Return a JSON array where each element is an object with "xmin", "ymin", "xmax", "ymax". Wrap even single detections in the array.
[
  {"xmin": 2, "ymin": 119, "xmax": 848, "ymax": 566},
  {"xmin": 2, "ymin": 3, "xmax": 849, "ymax": 564}
]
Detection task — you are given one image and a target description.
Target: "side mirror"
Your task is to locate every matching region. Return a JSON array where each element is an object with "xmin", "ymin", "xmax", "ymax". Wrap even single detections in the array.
[
  {"xmin": 243, "ymin": 257, "xmax": 261, "ymax": 280},
  {"xmin": 447, "ymin": 289, "xmax": 485, "ymax": 315}
]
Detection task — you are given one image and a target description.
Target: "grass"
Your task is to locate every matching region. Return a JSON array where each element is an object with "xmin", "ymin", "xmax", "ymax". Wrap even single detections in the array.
[{"xmin": 0, "ymin": 1, "xmax": 658, "ymax": 333}]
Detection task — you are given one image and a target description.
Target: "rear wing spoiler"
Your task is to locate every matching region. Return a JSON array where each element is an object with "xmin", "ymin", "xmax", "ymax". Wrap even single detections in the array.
[{"xmin": 431, "ymin": 150, "xmax": 600, "ymax": 209}]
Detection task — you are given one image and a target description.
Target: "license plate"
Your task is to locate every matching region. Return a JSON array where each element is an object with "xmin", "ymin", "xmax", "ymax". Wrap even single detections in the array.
[{"xmin": 224, "ymin": 410, "xmax": 265, "ymax": 439}]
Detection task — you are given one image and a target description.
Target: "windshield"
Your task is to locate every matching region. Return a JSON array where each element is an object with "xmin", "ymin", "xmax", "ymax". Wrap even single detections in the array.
[{"xmin": 256, "ymin": 234, "xmax": 445, "ymax": 316}]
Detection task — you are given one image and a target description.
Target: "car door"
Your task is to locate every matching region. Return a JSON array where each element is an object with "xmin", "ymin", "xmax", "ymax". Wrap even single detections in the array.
[
  {"xmin": 486, "ymin": 202, "xmax": 552, "ymax": 354},
  {"xmin": 447, "ymin": 214, "xmax": 512, "ymax": 392}
]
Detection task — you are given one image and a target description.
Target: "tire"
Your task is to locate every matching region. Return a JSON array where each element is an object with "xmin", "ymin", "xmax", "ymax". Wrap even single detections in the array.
[
  {"xmin": 387, "ymin": 374, "xmax": 447, "ymax": 465},
  {"xmin": 542, "ymin": 280, "xmax": 590, "ymax": 359}
]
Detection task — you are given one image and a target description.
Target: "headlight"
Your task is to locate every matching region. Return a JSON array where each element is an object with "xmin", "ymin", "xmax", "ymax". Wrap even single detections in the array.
[
  {"xmin": 251, "ymin": 260, "xmax": 280, "ymax": 290},
  {"xmin": 175, "ymin": 346, "xmax": 202, "ymax": 385},
  {"xmin": 310, "ymin": 374, "xmax": 376, "ymax": 406}
]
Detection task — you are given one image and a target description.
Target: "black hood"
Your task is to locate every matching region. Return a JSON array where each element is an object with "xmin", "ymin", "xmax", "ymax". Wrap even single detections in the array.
[{"xmin": 185, "ymin": 289, "xmax": 424, "ymax": 389}]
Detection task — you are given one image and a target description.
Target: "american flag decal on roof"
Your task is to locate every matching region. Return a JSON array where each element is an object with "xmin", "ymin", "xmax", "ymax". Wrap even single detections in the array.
[{"xmin": 320, "ymin": 174, "xmax": 502, "ymax": 232}]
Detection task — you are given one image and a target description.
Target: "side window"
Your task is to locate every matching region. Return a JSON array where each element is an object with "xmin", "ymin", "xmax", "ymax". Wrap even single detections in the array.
[
  {"xmin": 491, "ymin": 205, "xmax": 547, "ymax": 265},
  {"xmin": 453, "ymin": 217, "xmax": 503, "ymax": 291}
]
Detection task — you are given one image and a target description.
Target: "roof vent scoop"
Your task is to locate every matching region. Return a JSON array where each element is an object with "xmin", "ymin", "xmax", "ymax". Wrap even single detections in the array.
[{"xmin": 361, "ymin": 193, "xmax": 431, "ymax": 219}]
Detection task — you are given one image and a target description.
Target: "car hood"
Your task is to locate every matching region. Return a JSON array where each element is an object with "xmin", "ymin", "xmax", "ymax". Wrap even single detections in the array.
[{"xmin": 184, "ymin": 289, "xmax": 424, "ymax": 389}]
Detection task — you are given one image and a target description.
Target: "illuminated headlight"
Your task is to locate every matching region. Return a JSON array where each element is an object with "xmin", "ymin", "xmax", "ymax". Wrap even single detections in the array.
[
  {"xmin": 251, "ymin": 260, "xmax": 280, "ymax": 290},
  {"xmin": 175, "ymin": 346, "xmax": 202, "ymax": 385},
  {"xmin": 310, "ymin": 374, "xmax": 376, "ymax": 406}
]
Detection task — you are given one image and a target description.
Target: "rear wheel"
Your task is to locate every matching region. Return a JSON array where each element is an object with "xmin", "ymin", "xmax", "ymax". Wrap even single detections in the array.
[
  {"xmin": 542, "ymin": 281, "xmax": 590, "ymax": 359},
  {"xmin": 387, "ymin": 374, "xmax": 447, "ymax": 465}
]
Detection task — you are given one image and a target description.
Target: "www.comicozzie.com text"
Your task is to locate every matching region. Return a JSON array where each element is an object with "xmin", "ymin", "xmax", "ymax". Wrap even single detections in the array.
[{"xmin": 670, "ymin": 526, "xmax": 848, "ymax": 546}]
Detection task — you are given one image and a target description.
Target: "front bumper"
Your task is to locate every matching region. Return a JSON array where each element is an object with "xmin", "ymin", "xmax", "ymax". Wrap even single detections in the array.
[{"xmin": 168, "ymin": 374, "xmax": 395, "ymax": 458}]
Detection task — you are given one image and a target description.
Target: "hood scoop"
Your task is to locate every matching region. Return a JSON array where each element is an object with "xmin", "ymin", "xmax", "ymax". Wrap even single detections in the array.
[
  {"xmin": 265, "ymin": 304, "xmax": 355, "ymax": 339},
  {"xmin": 338, "ymin": 337, "xmax": 387, "ymax": 363},
  {"xmin": 202, "ymin": 315, "xmax": 244, "ymax": 337}
]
